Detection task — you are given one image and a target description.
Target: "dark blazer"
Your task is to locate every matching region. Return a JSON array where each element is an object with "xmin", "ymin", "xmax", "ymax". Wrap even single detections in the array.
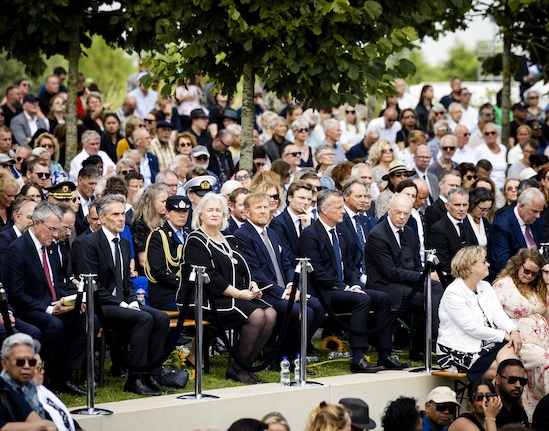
[
  {"xmin": 0, "ymin": 227, "xmax": 17, "ymax": 279},
  {"xmin": 491, "ymin": 209, "xmax": 543, "ymax": 274},
  {"xmin": 227, "ymin": 216, "xmax": 241, "ymax": 234},
  {"xmin": 3, "ymin": 231, "xmax": 69, "ymax": 312},
  {"xmin": 78, "ymin": 229, "xmax": 137, "ymax": 306},
  {"xmin": 145, "ymin": 223, "xmax": 186, "ymax": 308},
  {"xmin": 263, "ymin": 137, "xmax": 289, "ymax": 162},
  {"xmin": 427, "ymin": 216, "xmax": 478, "ymax": 285},
  {"xmin": 364, "ymin": 219, "xmax": 422, "ymax": 308},
  {"xmin": 338, "ymin": 212, "xmax": 377, "ymax": 275},
  {"xmin": 424, "ymin": 198, "xmax": 446, "ymax": 232},
  {"xmin": 70, "ymin": 228, "xmax": 93, "ymax": 279},
  {"xmin": 207, "ymin": 145, "xmax": 235, "ymax": 181},
  {"xmin": 234, "ymin": 222, "xmax": 289, "ymax": 298},
  {"xmin": 270, "ymin": 208, "xmax": 299, "ymax": 267},
  {"xmin": 296, "ymin": 220, "xmax": 360, "ymax": 291},
  {"xmin": 146, "ymin": 152, "xmax": 160, "ymax": 184},
  {"xmin": 75, "ymin": 205, "xmax": 90, "ymax": 236}
]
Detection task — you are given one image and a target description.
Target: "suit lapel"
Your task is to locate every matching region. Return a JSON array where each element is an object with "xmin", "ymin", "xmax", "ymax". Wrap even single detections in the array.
[
  {"xmin": 98, "ymin": 230, "xmax": 117, "ymax": 275},
  {"xmin": 510, "ymin": 214, "xmax": 527, "ymax": 248},
  {"xmin": 382, "ymin": 220, "xmax": 406, "ymax": 266},
  {"xmin": 282, "ymin": 210, "xmax": 298, "ymax": 243},
  {"xmin": 24, "ymin": 232, "xmax": 51, "ymax": 288},
  {"xmin": 315, "ymin": 221, "xmax": 336, "ymax": 262}
]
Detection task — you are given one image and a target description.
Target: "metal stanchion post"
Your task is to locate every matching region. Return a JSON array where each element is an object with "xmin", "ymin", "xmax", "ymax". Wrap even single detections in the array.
[
  {"xmin": 410, "ymin": 249, "xmax": 439, "ymax": 374},
  {"xmin": 71, "ymin": 274, "xmax": 112, "ymax": 415},
  {"xmin": 179, "ymin": 265, "xmax": 218, "ymax": 400},
  {"xmin": 291, "ymin": 258, "xmax": 322, "ymax": 387}
]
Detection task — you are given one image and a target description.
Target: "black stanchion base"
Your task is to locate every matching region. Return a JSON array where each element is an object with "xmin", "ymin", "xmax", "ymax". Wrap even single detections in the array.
[
  {"xmin": 408, "ymin": 366, "xmax": 441, "ymax": 374},
  {"xmin": 71, "ymin": 408, "xmax": 113, "ymax": 415},
  {"xmin": 178, "ymin": 393, "xmax": 219, "ymax": 400},
  {"xmin": 290, "ymin": 380, "xmax": 323, "ymax": 387}
]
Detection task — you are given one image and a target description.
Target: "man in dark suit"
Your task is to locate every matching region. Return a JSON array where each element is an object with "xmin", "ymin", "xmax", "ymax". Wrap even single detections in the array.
[
  {"xmin": 427, "ymin": 188, "xmax": 478, "ymax": 286},
  {"xmin": 365, "ymin": 193, "xmax": 443, "ymax": 360},
  {"xmin": 491, "ymin": 187, "xmax": 544, "ymax": 274},
  {"xmin": 270, "ymin": 180, "xmax": 314, "ymax": 267},
  {"xmin": 339, "ymin": 178, "xmax": 377, "ymax": 281},
  {"xmin": 3, "ymin": 202, "xmax": 86, "ymax": 395},
  {"xmin": 74, "ymin": 166, "xmax": 101, "ymax": 235},
  {"xmin": 145, "ymin": 195, "xmax": 190, "ymax": 310},
  {"xmin": 227, "ymin": 187, "xmax": 249, "ymax": 234},
  {"xmin": 424, "ymin": 170, "xmax": 462, "ymax": 232},
  {"xmin": 79, "ymin": 194, "xmax": 170, "ymax": 396},
  {"xmin": 297, "ymin": 190, "xmax": 407, "ymax": 372},
  {"xmin": 235, "ymin": 192, "xmax": 323, "ymax": 359},
  {"xmin": 70, "ymin": 202, "xmax": 102, "ymax": 280}
]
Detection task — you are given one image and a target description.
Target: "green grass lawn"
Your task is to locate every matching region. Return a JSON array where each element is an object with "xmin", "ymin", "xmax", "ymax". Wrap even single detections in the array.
[{"xmin": 59, "ymin": 339, "xmax": 425, "ymax": 408}]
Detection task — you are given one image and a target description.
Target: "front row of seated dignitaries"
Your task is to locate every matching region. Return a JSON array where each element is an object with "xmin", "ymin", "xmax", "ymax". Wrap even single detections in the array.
[{"xmin": 78, "ymin": 194, "xmax": 171, "ymax": 396}]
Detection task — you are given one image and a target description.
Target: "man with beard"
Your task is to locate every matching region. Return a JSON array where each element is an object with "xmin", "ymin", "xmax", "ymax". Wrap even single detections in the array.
[
  {"xmin": 494, "ymin": 359, "xmax": 529, "ymax": 428},
  {"xmin": 1, "ymin": 85, "xmax": 22, "ymax": 127},
  {"xmin": 421, "ymin": 387, "xmax": 460, "ymax": 431}
]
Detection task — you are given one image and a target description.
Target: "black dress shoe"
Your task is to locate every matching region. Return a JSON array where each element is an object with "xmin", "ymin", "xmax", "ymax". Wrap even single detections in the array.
[
  {"xmin": 59, "ymin": 381, "xmax": 86, "ymax": 396},
  {"xmin": 124, "ymin": 378, "xmax": 161, "ymax": 396},
  {"xmin": 147, "ymin": 376, "xmax": 174, "ymax": 393},
  {"xmin": 350, "ymin": 359, "xmax": 384, "ymax": 373},
  {"xmin": 378, "ymin": 355, "xmax": 410, "ymax": 370},
  {"xmin": 225, "ymin": 367, "xmax": 256, "ymax": 384}
]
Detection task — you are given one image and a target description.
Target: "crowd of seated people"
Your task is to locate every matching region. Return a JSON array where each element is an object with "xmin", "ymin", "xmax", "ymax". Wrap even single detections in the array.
[{"xmin": 2, "ymin": 71, "xmax": 549, "ymax": 430}]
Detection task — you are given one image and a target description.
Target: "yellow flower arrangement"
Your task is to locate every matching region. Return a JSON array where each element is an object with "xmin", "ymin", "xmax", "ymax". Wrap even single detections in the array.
[{"xmin": 321, "ymin": 335, "xmax": 344, "ymax": 352}]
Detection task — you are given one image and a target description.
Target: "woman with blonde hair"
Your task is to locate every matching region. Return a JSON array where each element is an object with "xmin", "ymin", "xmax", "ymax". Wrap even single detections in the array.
[
  {"xmin": 398, "ymin": 130, "xmax": 427, "ymax": 170},
  {"xmin": 305, "ymin": 402, "xmax": 351, "ymax": 431},
  {"xmin": 0, "ymin": 171, "xmax": 19, "ymax": 228},
  {"xmin": 252, "ymin": 179, "xmax": 284, "ymax": 219},
  {"xmin": 367, "ymin": 140, "xmax": 396, "ymax": 192},
  {"xmin": 34, "ymin": 132, "xmax": 63, "ymax": 173},
  {"xmin": 339, "ymin": 104, "xmax": 367, "ymax": 151}
]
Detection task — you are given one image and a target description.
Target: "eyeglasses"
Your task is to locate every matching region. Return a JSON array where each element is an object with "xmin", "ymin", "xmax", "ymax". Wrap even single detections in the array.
[
  {"xmin": 433, "ymin": 404, "xmax": 457, "ymax": 414},
  {"xmin": 288, "ymin": 152, "xmax": 302, "ymax": 157},
  {"xmin": 532, "ymin": 125, "xmax": 542, "ymax": 130},
  {"xmin": 500, "ymin": 375, "xmax": 528, "ymax": 386},
  {"xmin": 346, "ymin": 110, "xmax": 356, "ymax": 114},
  {"xmin": 35, "ymin": 172, "xmax": 52, "ymax": 179},
  {"xmin": 71, "ymin": 197, "xmax": 79, "ymax": 203},
  {"xmin": 164, "ymin": 183, "xmax": 179, "ymax": 189},
  {"xmin": 437, "ymin": 128, "xmax": 451, "ymax": 132},
  {"xmin": 505, "ymin": 185, "xmax": 518, "ymax": 191},
  {"xmin": 268, "ymin": 194, "xmax": 279, "ymax": 201},
  {"xmin": 476, "ymin": 205, "xmax": 492, "ymax": 213},
  {"xmin": 36, "ymin": 362, "xmax": 45, "ymax": 372},
  {"xmin": 465, "ymin": 175, "xmax": 478, "ymax": 181},
  {"xmin": 480, "ymin": 111, "xmax": 494, "ymax": 117},
  {"xmin": 483, "ymin": 131, "xmax": 497, "ymax": 136},
  {"xmin": 386, "ymin": 118, "xmax": 397, "ymax": 123},
  {"xmin": 40, "ymin": 221, "xmax": 61, "ymax": 234},
  {"xmin": 296, "ymin": 128, "xmax": 309, "ymax": 133},
  {"xmin": 194, "ymin": 155, "xmax": 209, "ymax": 162},
  {"xmin": 16, "ymin": 156, "xmax": 24, "ymax": 162},
  {"xmin": 521, "ymin": 266, "xmax": 539, "ymax": 277},
  {"xmin": 433, "ymin": 111, "xmax": 446, "ymax": 115},
  {"xmin": 144, "ymin": 119, "xmax": 156, "ymax": 124},
  {"xmin": 473, "ymin": 393, "xmax": 497, "ymax": 402},
  {"xmin": 381, "ymin": 148, "xmax": 394, "ymax": 154},
  {"xmin": 178, "ymin": 141, "xmax": 192, "ymax": 147},
  {"xmin": 121, "ymin": 169, "xmax": 134, "ymax": 176},
  {"xmin": 442, "ymin": 146, "xmax": 456, "ymax": 151},
  {"xmin": 235, "ymin": 174, "xmax": 251, "ymax": 181},
  {"xmin": 41, "ymin": 144, "xmax": 54, "ymax": 149},
  {"xmin": 15, "ymin": 358, "xmax": 38, "ymax": 367},
  {"xmin": 462, "ymin": 92, "xmax": 472, "ymax": 97},
  {"xmin": 218, "ymin": 138, "xmax": 230, "ymax": 147},
  {"xmin": 63, "ymin": 226, "xmax": 76, "ymax": 233},
  {"xmin": 402, "ymin": 115, "xmax": 416, "ymax": 119},
  {"xmin": 528, "ymin": 96, "xmax": 539, "ymax": 100}
]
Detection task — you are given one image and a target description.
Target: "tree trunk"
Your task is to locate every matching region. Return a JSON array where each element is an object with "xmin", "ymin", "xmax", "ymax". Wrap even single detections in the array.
[
  {"xmin": 501, "ymin": 31, "xmax": 512, "ymax": 149},
  {"xmin": 65, "ymin": 29, "xmax": 80, "ymax": 170},
  {"xmin": 240, "ymin": 62, "xmax": 255, "ymax": 173}
]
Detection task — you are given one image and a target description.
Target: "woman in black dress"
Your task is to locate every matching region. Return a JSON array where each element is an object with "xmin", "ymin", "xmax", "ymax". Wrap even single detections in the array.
[{"xmin": 179, "ymin": 192, "xmax": 277, "ymax": 384}]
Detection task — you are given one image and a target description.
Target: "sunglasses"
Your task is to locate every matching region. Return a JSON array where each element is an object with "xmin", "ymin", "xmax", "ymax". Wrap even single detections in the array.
[
  {"xmin": 528, "ymin": 96, "xmax": 539, "ymax": 99},
  {"xmin": 473, "ymin": 393, "xmax": 497, "ymax": 402},
  {"xmin": 442, "ymin": 146, "xmax": 456, "ymax": 151},
  {"xmin": 15, "ymin": 358, "xmax": 38, "ymax": 367},
  {"xmin": 532, "ymin": 125, "xmax": 542, "ymax": 130},
  {"xmin": 434, "ymin": 404, "xmax": 457, "ymax": 414},
  {"xmin": 178, "ymin": 141, "xmax": 192, "ymax": 147},
  {"xmin": 0, "ymin": 163, "xmax": 13, "ymax": 169},
  {"xmin": 121, "ymin": 169, "xmax": 134, "ymax": 175},
  {"xmin": 194, "ymin": 155, "xmax": 209, "ymax": 161},
  {"xmin": 465, "ymin": 175, "xmax": 478, "ymax": 181},
  {"xmin": 381, "ymin": 148, "xmax": 394, "ymax": 154},
  {"xmin": 35, "ymin": 172, "xmax": 52, "ymax": 179},
  {"xmin": 434, "ymin": 111, "xmax": 446, "ymax": 115},
  {"xmin": 522, "ymin": 266, "xmax": 539, "ymax": 277},
  {"xmin": 480, "ymin": 111, "xmax": 494, "ymax": 116},
  {"xmin": 345, "ymin": 110, "xmax": 356, "ymax": 114},
  {"xmin": 483, "ymin": 131, "xmax": 496, "ymax": 136},
  {"xmin": 288, "ymin": 152, "xmax": 302, "ymax": 157},
  {"xmin": 41, "ymin": 144, "xmax": 54, "ymax": 149},
  {"xmin": 462, "ymin": 92, "xmax": 472, "ymax": 97},
  {"xmin": 71, "ymin": 197, "xmax": 79, "ymax": 203},
  {"xmin": 500, "ymin": 375, "xmax": 528, "ymax": 386},
  {"xmin": 392, "ymin": 172, "xmax": 408, "ymax": 178},
  {"xmin": 255, "ymin": 162, "xmax": 266, "ymax": 167},
  {"xmin": 505, "ymin": 186, "xmax": 518, "ymax": 191},
  {"xmin": 402, "ymin": 115, "xmax": 416, "ymax": 119},
  {"xmin": 235, "ymin": 174, "xmax": 251, "ymax": 181},
  {"xmin": 268, "ymin": 194, "xmax": 279, "ymax": 201},
  {"xmin": 296, "ymin": 128, "xmax": 309, "ymax": 133},
  {"xmin": 144, "ymin": 119, "xmax": 156, "ymax": 124}
]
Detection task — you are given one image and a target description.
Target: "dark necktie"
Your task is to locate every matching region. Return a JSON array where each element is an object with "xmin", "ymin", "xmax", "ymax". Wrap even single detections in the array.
[
  {"xmin": 311, "ymin": 208, "xmax": 318, "ymax": 220},
  {"xmin": 423, "ymin": 174, "xmax": 433, "ymax": 205},
  {"xmin": 330, "ymin": 228, "xmax": 343, "ymax": 282},
  {"xmin": 353, "ymin": 215, "xmax": 366, "ymax": 273},
  {"xmin": 398, "ymin": 229, "xmax": 414, "ymax": 269},
  {"xmin": 112, "ymin": 238, "xmax": 124, "ymax": 300},
  {"xmin": 41, "ymin": 247, "xmax": 57, "ymax": 301},
  {"xmin": 260, "ymin": 229, "xmax": 285, "ymax": 287},
  {"xmin": 457, "ymin": 222, "xmax": 466, "ymax": 245}
]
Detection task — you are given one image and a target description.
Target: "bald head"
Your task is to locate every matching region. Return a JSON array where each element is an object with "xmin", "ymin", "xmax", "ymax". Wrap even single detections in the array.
[
  {"xmin": 412, "ymin": 178, "xmax": 429, "ymax": 209},
  {"xmin": 388, "ymin": 193, "xmax": 413, "ymax": 228}
]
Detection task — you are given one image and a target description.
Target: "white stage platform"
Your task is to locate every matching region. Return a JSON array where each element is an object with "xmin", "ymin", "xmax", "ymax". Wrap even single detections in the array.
[{"xmin": 74, "ymin": 371, "xmax": 454, "ymax": 431}]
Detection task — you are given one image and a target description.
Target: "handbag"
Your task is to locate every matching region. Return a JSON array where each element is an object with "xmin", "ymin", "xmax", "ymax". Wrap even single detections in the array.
[{"xmin": 158, "ymin": 367, "xmax": 189, "ymax": 388}]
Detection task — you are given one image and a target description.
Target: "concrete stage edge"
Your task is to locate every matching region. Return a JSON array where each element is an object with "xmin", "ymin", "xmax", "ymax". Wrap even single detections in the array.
[{"xmin": 74, "ymin": 372, "xmax": 453, "ymax": 431}]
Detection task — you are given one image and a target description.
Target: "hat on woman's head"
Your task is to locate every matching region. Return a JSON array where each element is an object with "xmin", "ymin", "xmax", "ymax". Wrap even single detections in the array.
[{"xmin": 382, "ymin": 160, "xmax": 415, "ymax": 181}]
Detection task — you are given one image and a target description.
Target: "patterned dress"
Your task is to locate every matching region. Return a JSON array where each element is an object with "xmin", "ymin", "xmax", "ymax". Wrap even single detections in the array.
[{"xmin": 493, "ymin": 276, "xmax": 549, "ymax": 420}]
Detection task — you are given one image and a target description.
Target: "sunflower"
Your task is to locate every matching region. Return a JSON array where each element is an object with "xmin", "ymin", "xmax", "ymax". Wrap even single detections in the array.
[
  {"xmin": 321, "ymin": 335, "xmax": 344, "ymax": 352},
  {"xmin": 163, "ymin": 349, "xmax": 187, "ymax": 369}
]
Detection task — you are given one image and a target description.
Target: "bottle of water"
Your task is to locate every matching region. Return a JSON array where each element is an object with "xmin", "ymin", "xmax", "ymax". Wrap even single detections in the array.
[
  {"xmin": 294, "ymin": 354, "xmax": 301, "ymax": 382},
  {"xmin": 136, "ymin": 288, "xmax": 146, "ymax": 305},
  {"xmin": 280, "ymin": 356, "xmax": 290, "ymax": 386}
]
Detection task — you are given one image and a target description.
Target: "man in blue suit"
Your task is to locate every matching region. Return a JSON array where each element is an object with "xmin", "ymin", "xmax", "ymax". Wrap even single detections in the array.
[
  {"xmin": 297, "ymin": 190, "xmax": 407, "ymax": 372},
  {"xmin": 227, "ymin": 187, "xmax": 249, "ymax": 234},
  {"xmin": 3, "ymin": 202, "xmax": 86, "ymax": 395},
  {"xmin": 270, "ymin": 180, "xmax": 314, "ymax": 267},
  {"xmin": 491, "ymin": 187, "xmax": 544, "ymax": 274},
  {"xmin": 235, "ymin": 192, "xmax": 324, "ymax": 360}
]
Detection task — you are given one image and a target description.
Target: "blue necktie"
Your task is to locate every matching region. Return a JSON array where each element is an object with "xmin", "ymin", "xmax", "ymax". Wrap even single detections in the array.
[
  {"xmin": 353, "ymin": 215, "xmax": 366, "ymax": 273},
  {"xmin": 176, "ymin": 230, "xmax": 186, "ymax": 244},
  {"xmin": 311, "ymin": 208, "xmax": 318, "ymax": 220},
  {"xmin": 330, "ymin": 228, "xmax": 343, "ymax": 282}
]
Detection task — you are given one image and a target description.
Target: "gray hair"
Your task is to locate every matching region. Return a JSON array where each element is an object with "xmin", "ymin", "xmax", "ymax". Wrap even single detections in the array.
[
  {"xmin": 32, "ymin": 147, "xmax": 50, "ymax": 158},
  {"xmin": 268, "ymin": 116, "xmax": 286, "ymax": 130},
  {"xmin": 291, "ymin": 118, "xmax": 310, "ymax": 132},
  {"xmin": 323, "ymin": 118, "xmax": 339, "ymax": 133},
  {"xmin": 116, "ymin": 158, "xmax": 137, "ymax": 172},
  {"xmin": 170, "ymin": 154, "xmax": 192, "ymax": 169},
  {"xmin": 225, "ymin": 124, "xmax": 241, "ymax": 135},
  {"xmin": 1, "ymin": 333, "xmax": 35, "ymax": 358},
  {"xmin": 389, "ymin": 192, "xmax": 414, "ymax": 207},
  {"xmin": 433, "ymin": 119, "xmax": 449, "ymax": 132},
  {"xmin": 440, "ymin": 134, "xmax": 458, "ymax": 147},
  {"xmin": 95, "ymin": 194, "xmax": 126, "ymax": 217},
  {"xmin": 191, "ymin": 192, "xmax": 229, "ymax": 231},
  {"xmin": 351, "ymin": 163, "xmax": 371, "ymax": 177},
  {"xmin": 314, "ymin": 144, "xmax": 333, "ymax": 162},
  {"xmin": 81, "ymin": 130, "xmax": 101, "ymax": 144},
  {"xmin": 317, "ymin": 189, "xmax": 342, "ymax": 213},
  {"xmin": 365, "ymin": 125, "xmax": 380, "ymax": 139},
  {"xmin": 448, "ymin": 102, "xmax": 462, "ymax": 114},
  {"xmin": 517, "ymin": 187, "xmax": 544, "ymax": 206},
  {"xmin": 156, "ymin": 169, "xmax": 178, "ymax": 184},
  {"xmin": 123, "ymin": 149, "xmax": 140, "ymax": 158},
  {"xmin": 341, "ymin": 178, "xmax": 369, "ymax": 196},
  {"xmin": 447, "ymin": 188, "xmax": 469, "ymax": 202},
  {"xmin": 32, "ymin": 201, "xmax": 63, "ymax": 223}
]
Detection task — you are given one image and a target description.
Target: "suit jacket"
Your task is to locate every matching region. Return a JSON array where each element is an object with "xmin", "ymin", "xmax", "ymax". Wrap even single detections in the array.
[
  {"xmin": 234, "ymin": 222, "xmax": 290, "ymax": 298},
  {"xmin": 427, "ymin": 216, "xmax": 478, "ymax": 285},
  {"xmin": 491, "ymin": 209, "xmax": 543, "ymax": 274},
  {"xmin": 364, "ymin": 219, "xmax": 422, "ymax": 308},
  {"xmin": 146, "ymin": 152, "xmax": 160, "ymax": 184},
  {"xmin": 10, "ymin": 112, "xmax": 48, "ymax": 146},
  {"xmin": 424, "ymin": 198, "xmax": 446, "ymax": 232},
  {"xmin": 70, "ymin": 228, "xmax": 93, "ymax": 279},
  {"xmin": 270, "ymin": 208, "xmax": 299, "ymax": 267},
  {"xmin": 296, "ymin": 220, "xmax": 360, "ymax": 291},
  {"xmin": 0, "ymin": 227, "xmax": 17, "ymax": 280},
  {"xmin": 227, "ymin": 216, "xmax": 241, "ymax": 234},
  {"xmin": 338, "ymin": 212, "xmax": 377, "ymax": 274},
  {"xmin": 146, "ymin": 223, "xmax": 187, "ymax": 308},
  {"xmin": 75, "ymin": 205, "xmax": 90, "ymax": 236},
  {"xmin": 3, "ymin": 231, "xmax": 69, "ymax": 312},
  {"xmin": 78, "ymin": 229, "xmax": 136, "ymax": 306}
]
